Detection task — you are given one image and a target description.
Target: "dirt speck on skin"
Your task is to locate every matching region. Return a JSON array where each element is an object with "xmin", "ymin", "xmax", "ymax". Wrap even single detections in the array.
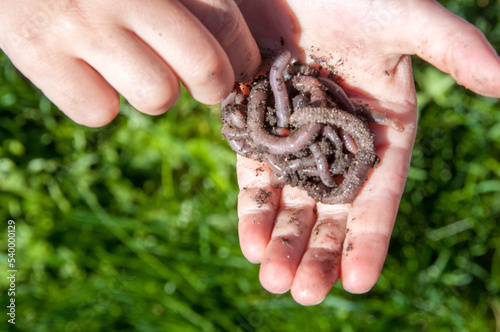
[
  {"xmin": 313, "ymin": 250, "xmax": 341, "ymax": 280},
  {"xmin": 288, "ymin": 216, "xmax": 302, "ymax": 233},
  {"xmin": 281, "ymin": 236, "xmax": 292, "ymax": 247},
  {"xmin": 255, "ymin": 167, "xmax": 265, "ymax": 176},
  {"xmin": 346, "ymin": 243, "xmax": 353, "ymax": 251},
  {"xmin": 253, "ymin": 189, "xmax": 272, "ymax": 208}
]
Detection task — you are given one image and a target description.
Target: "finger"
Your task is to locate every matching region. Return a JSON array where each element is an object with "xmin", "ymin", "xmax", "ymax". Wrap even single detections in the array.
[
  {"xmin": 291, "ymin": 203, "xmax": 349, "ymax": 306},
  {"xmin": 259, "ymin": 186, "xmax": 316, "ymax": 294},
  {"xmin": 119, "ymin": 0, "xmax": 235, "ymax": 104},
  {"xmin": 6, "ymin": 50, "xmax": 119, "ymax": 127},
  {"xmin": 400, "ymin": 1, "xmax": 500, "ymax": 97},
  {"xmin": 179, "ymin": 0, "xmax": 261, "ymax": 82},
  {"xmin": 341, "ymin": 137, "xmax": 413, "ymax": 294},
  {"xmin": 237, "ymin": 155, "xmax": 280, "ymax": 263},
  {"xmin": 74, "ymin": 28, "xmax": 180, "ymax": 115}
]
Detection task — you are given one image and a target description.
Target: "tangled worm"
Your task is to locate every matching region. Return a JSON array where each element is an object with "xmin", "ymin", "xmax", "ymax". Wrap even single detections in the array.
[{"xmin": 220, "ymin": 50, "xmax": 403, "ymax": 204}]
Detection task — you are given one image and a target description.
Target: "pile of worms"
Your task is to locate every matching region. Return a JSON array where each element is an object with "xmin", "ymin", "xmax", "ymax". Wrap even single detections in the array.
[{"xmin": 220, "ymin": 50, "xmax": 403, "ymax": 204}]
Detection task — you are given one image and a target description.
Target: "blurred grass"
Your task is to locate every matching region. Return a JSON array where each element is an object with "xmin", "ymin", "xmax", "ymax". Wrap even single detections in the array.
[{"xmin": 0, "ymin": 1, "xmax": 500, "ymax": 331}]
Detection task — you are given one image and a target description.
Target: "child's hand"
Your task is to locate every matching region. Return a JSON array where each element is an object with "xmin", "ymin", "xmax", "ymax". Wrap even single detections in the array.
[
  {"xmin": 0, "ymin": 0, "xmax": 261, "ymax": 126},
  {"xmin": 236, "ymin": 0, "xmax": 500, "ymax": 305}
]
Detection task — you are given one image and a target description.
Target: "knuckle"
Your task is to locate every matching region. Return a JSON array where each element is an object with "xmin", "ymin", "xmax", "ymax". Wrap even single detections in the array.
[
  {"xmin": 192, "ymin": 0, "xmax": 243, "ymax": 45},
  {"xmin": 9, "ymin": 1, "xmax": 97, "ymax": 63},
  {"xmin": 209, "ymin": 7, "xmax": 242, "ymax": 48}
]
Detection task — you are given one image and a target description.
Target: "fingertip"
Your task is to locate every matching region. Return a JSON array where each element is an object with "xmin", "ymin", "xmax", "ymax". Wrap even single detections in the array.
[
  {"xmin": 447, "ymin": 28, "xmax": 500, "ymax": 98},
  {"xmin": 341, "ymin": 270, "xmax": 377, "ymax": 294},
  {"xmin": 403, "ymin": 1, "xmax": 500, "ymax": 98},
  {"xmin": 130, "ymin": 77, "xmax": 181, "ymax": 116},
  {"xmin": 259, "ymin": 259, "xmax": 293, "ymax": 294},
  {"xmin": 64, "ymin": 91, "xmax": 121, "ymax": 128},
  {"xmin": 291, "ymin": 287, "xmax": 325, "ymax": 306},
  {"xmin": 340, "ymin": 237, "xmax": 388, "ymax": 294},
  {"xmin": 238, "ymin": 214, "xmax": 271, "ymax": 263}
]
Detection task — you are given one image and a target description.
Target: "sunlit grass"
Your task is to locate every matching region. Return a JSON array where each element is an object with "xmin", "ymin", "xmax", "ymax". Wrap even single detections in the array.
[{"xmin": 1, "ymin": 1, "xmax": 500, "ymax": 330}]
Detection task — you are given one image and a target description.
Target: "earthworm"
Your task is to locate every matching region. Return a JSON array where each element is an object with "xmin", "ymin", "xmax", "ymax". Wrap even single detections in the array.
[
  {"xmin": 234, "ymin": 92, "xmax": 246, "ymax": 105},
  {"xmin": 309, "ymin": 143, "xmax": 336, "ymax": 187},
  {"xmin": 263, "ymin": 153, "xmax": 286, "ymax": 178},
  {"xmin": 228, "ymin": 108, "xmax": 246, "ymax": 129},
  {"xmin": 322, "ymin": 126, "xmax": 343, "ymax": 151},
  {"xmin": 220, "ymin": 51, "xmax": 403, "ymax": 205},
  {"xmin": 300, "ymin": 167, "xmax": 322, "ymax": 177},
  {"xmin": 317, "ymin": 76, "xmax": 357, "ymax": 114},
  {"xmin": 322, "ymin": 126, "xmax": 350, "ymax": 174},
  {"xmin": 340, "ymin": 129, "xmax": 358, "ymax": 154},
  {"xmin": 292, "ymin": 95, "xmax": 309, "ymax": 109},
  {"xmin": 270, "ymin": 49, "xmax": 292, "ymax": 128},
  {"xmin": 227, "ymin": 139, "xmax": 259, "ymax": 159},
  {"xmin": 221, "ymin": 123, "xmax": 249, "ymax": 140},
  {"xmin": 247, "ymin": 80, "xmax": 322, "ymax": 154},
  {"xmin": 292, "ymin": 76, "xmax": 327, "ymax": 108},
  {"xmin": 220, "ymin": 90, "xmax": 236, "ymax": 109},
  {"xmin": 318, "ymin": 76, "xmax": 405, "ymax": 132},
  {"xmin": 290, "ymin": 106, "xmax": 376, "ymax": 204},
  {"xmin": 283, "ymin": 156, "xmax": 317, "ymax": 171},
  {"xmin": 360, "ymin": 108, "xmax": 405, "ymax": 132}
]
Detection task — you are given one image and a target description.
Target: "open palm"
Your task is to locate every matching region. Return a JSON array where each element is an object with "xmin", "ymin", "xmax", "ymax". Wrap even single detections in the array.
[{"xmin": 235, "ymin": 0, "xmax": 500, "ymax": 305}]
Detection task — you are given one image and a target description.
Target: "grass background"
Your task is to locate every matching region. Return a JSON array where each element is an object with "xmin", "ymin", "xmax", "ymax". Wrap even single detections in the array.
[{"xmin": 0, "ymin": 0, "xmax": 499, "ymax": 331}]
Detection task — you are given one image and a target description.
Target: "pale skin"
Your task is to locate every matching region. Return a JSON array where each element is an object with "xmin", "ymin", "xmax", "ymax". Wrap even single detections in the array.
[
  {"xmin": 1, "ymin": 0, "xmax": 499, "ymax": 306},
  {"xmin": 237, "ymin": 0, "xmax": 500, "ymax": 305},
  {"xmin": 0, "ymin": 0, "xmax": 261, "ymax": 127}
]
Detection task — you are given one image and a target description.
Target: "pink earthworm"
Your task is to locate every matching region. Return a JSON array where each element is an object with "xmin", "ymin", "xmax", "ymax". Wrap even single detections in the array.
[
  {"xmin": 322, "ymin": 126, "xmax": 343, "ymax": 151},
  {"xmin": 360, "ymin": 108, "xmax": 405, "ymax": 132},
  {"xmin": 228, "ymin": 107, "xmax": 246, "ymax": 129},
  {"xmin": 300, "ymin": 167, "xmax": 321, "ymax": 177},
  {"xmin": 322, "ymin": 126, "xmax": 350, "ymax": 174},
  {"xmin": 292, "ymin": 95, "xmax": 309, "ymax": 109},
  {"xmin": 319, "ymin": 76, "xmax": 405, "ymax": 131},
  {"xmin": 317, "ymin": 76, "xmax": 357, "ymax": 114},
  {"xmin": 263, "ymin": 153, "xmax": 286, "ymax": 178},
  {"xmin": 270, "ymin": 49, "xmax": 293, "ymax": 128},
  {"xmin": 220, "ymin": 90, "xmax": 236, "ymax": 109},
  {"xmin": 227, "ymin": 139, "xmax": 259, "ymax": 159},
  {"xmin": 221, "ymin": 124, "xmax": 249, "ymax": 140},
  {"xmin": 292, "ymin": 76, "xmax": 327, "ymax": 107},
  {"xmin": 340, "ymin": 129, "xmax": 358, "ymax": 154},
  {"xmin": 247, "ymin": 80, "xmax": 321, "ymax": 154},
  {"xmin": 284, "ymin": 156, "xmax": 317, "ymax": 171},
  {"xmin": 309, "ymin": 143, "xmax": 336, "ymax": 187},
  {"xmin": 220, "ymin": 51, "xmax": 384, "ymax": 205},
  {"xmin": 234, "ymin": 92, "xmax": 246, "ymax": 105},
  {"xmin": 290, "ymin": 106, "xmax": 376, "ymax": 204},
  {"xmin": 318, "ymin": 77, "xmax": 405, "ymax": 131}
]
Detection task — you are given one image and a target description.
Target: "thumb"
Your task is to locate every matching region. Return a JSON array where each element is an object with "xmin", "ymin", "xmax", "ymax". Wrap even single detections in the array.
[{"xmin": 400, "ymin": 1, "xmax": 500, "ymax": 98}]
